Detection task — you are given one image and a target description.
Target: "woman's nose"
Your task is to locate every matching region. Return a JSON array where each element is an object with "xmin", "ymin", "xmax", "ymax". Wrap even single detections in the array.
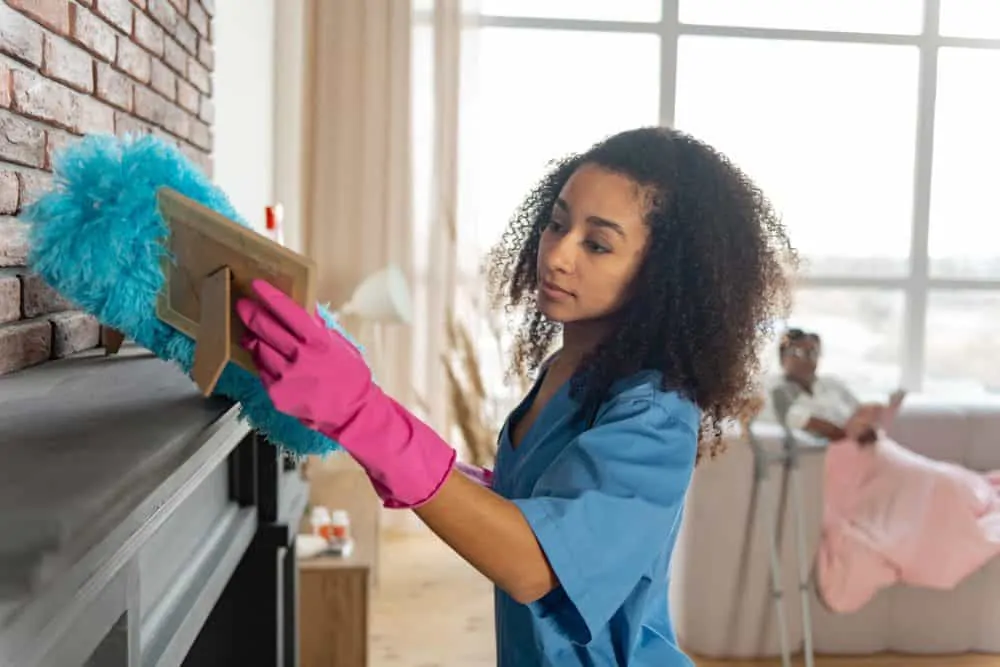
[{"xmin": 545, "ymin": 233, "xmax": 577, "ymax": 273}]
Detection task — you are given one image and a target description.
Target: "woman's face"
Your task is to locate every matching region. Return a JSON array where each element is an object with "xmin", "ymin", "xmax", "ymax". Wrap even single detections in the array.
[
  {"xmin": 782, "ymin": 338, "xmax": 820, "ymax": 382},
  {"xmin": 534, "ymin": 163, "xmax": 651, "ymax": 324}
]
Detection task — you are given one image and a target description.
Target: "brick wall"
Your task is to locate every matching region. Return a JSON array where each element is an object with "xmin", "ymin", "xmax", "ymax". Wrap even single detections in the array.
[{"xmin": 0, "ymin": 0, "xmax": 214, "ymax": 376}]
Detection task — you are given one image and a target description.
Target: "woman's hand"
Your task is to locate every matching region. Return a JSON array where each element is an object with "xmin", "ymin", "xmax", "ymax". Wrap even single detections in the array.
[
  {"xmin": 845, "ymin": 403, "xmax": 883, "ymax": 444},
  {"xmin": 236, "ymin": 279, "xmax": 457, "ymax": 508}
]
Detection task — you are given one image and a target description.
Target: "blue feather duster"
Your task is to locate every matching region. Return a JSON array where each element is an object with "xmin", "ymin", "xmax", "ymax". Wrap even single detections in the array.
[{"xmin": 22, "ymin": 133, "xmax": 350, "ymax": 458}]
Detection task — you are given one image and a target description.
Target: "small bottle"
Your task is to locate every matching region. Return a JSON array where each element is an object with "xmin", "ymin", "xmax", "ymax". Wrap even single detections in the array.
[
  {"xmin": 310, "ymin": 506, "xmax": 333, "ymax": 542},
  {"xmin": 265, "ymin": 203, "xmax": 285, "ymax": 246},
  {"xmin": 330, "ymin": 509, "xmax": 351, "ymax": 542}
]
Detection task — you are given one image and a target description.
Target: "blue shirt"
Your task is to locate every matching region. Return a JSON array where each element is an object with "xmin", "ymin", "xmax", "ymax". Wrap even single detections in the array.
[{"xmin": 492, "ymin": 368, "xmax": 699, "ymax": 666}]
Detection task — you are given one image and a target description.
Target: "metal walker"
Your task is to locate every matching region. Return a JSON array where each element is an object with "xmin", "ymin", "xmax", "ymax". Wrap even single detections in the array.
[{"xmin": 736, "ymin": 417, "xmax": 821, "ymax": 667}]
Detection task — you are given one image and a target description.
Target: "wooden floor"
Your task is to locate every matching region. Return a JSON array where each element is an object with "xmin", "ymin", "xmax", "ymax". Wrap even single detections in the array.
[{"xmin": 371, "ymin": 528, "xmax": 998, "ymax": 666}]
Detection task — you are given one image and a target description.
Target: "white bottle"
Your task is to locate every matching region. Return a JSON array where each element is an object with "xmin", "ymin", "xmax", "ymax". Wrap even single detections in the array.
[
  {"xmin": 329, "ymin": 509, "xmax": 354, "ymax": 557},
  {"xmin": 310, "ymin": 506, "xmax": 332, "ymax": 541}
]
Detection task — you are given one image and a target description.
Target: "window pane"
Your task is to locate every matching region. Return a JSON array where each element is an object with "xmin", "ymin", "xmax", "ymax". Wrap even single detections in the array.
[
  {"xmin": 939, "ymin": 0, "xmax": 1000, "ymax": 38},
  {"xmin": 458, "ymin": 28, "xmax": 660, "ymax": 272},
  {"xmin": 769, "ymin": 288, "xmax": 905, "ymax": 395},
  {"xmin": 924, "ymin": 291, "xmax": 1000, "ymax": 395},
  {"xmin": 675, "ymin": 37, "xmax": 919, "ymax": 277},
  {"xmin": 928, "ymin": 49, "xmax": 1000, "ymax": 279},
  {"xmin": 479, "ymin": 0, "xmax": 661, "ymax": 23},
  {"xmin": 679, "ymin": 0, "xmax": 923, "ymax": 34}
]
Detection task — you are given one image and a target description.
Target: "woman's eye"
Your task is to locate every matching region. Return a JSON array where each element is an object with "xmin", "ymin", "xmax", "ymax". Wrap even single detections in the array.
[
  {"xmin": 585, "ymin": 239, "xmax": 610, "ymax": 254},
  {"xmin": 546, "ymin": 219, "xmax": 565, "ymax": 232}
]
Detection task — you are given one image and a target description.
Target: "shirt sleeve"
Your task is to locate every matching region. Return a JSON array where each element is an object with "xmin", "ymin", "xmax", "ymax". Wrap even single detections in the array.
[
  {"xmin": 785, "ymin": 397, "xmax": 813, "ymax": 431},
  {"xmin": 510, "ymin": 394, "xmax": 698, "ymax": 646}
]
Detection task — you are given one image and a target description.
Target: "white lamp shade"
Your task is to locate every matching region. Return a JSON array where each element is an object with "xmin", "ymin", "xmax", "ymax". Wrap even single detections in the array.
[{"xmin": 340, "ymin": 264, "xmax": 412, "ymax": 325}]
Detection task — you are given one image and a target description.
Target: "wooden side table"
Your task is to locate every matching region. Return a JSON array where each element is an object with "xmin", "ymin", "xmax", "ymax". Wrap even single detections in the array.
[{"xmin": 297, "ymin": 523, "xmax": 375, "ymax": 667}]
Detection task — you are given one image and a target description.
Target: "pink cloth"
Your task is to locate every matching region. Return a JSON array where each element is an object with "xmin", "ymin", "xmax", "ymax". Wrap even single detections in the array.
[{"xmin": 816, "ymin": 436, "xmax": 1000, "ymax": 613}]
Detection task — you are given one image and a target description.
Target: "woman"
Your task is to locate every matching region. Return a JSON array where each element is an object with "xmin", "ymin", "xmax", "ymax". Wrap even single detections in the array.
[
  {"xmin": 772, "ymin": 328, "xmax": 1000, "ymax": 615},
  {"xmin": 236, "ymin": 127, "xmax": 795, "ymax": 665},
  {"xmin": 771, "ymin": 328, "xmax": 893, "ymax": 444}
]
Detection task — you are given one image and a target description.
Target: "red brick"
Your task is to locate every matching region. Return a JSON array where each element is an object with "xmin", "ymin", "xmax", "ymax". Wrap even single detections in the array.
[
  {"xmin": 186, "ymin": 56, "xmax": 209, "ymax": 93},
  {"xmin": 43, "ymin": 34, "xmax": 95, "ymax": 93},
  {"xmin": 197, "ymin": 94, "xmax": 212, "ymax": 124},
  {"xmin": 187, "ymin": 1, "xmax": 207, "ymax": 37},
  {"xmin": 189, "ymin": 118, "xmax": 209, "ymax": 150},
  {"xmin": 151, "ymin": 126, "xmax": 175, "ymax": 146},
  {"xmin": 17, "ymin": 169, "xmax": 52, "ymax": 207},
  {"xmin": 0, "ymin": 110, "xmax": 47, "ymax": 168},
  {"xmin": 21, "ymin": 272, "xmax": 74, "ymax": 318},
  {"xmin": 133, "ymin": 84, "xmax": 165, "ymax": 125},
  {"xmin": 11, "ymin": 69, "xmax": 76, "ymax": 131},
  {"xmin": 0, "ymin": 63, "xmax": 12, "ymax": 109},
  {"xmin": 95, "ymin": 62, "xmax": 132, "ymax": 110},
  {"xmin": 199, "ymin": 0, "xmax": 214, "ymax": 17},
  {"xmin": 95, "ymin": 0, "xmax": 133, "ymax": 34},
  {"xmin": 0, "ymin": 318, "xmax": 52, "ymax": 374},
  {"xmin": 70, "ymin": 4, "xmax": 117, "ymax": 62},
  {"xmin": 0, "ymin": 3, "xmax": 44, "ymax": 67},
  {"xmin": 196, "ymin": 36, "xmax": 212, "ymax": 69},
  {"xmin": 76, "ymin": 95, "xmax": 115, "ymax": 134},
  {"xmin": 6, "ymin": 0, "xmax": 71, "ymax": 35},
  {"xmin": 174, "ymin": 19, "xmax": 197, "ymax": 54},
  {"xmin": 148, "ymin": 0, "xmax": 178, "ymax": 31},
  {"xmin": 0, "ymin": 172, "xmax": 18, "ymax": 215},
  {"xmin": 162, "ymin": 103, "xmax": 188, "ymax": 138},
  {"xmin": 163, "ymin": 35, "xmax": 186, "ymax": 73},
  {"xmin": 149, "ymin": 59, "xmax": 175, "ymax": 100},
  {"xmin": 176, "ymin": 78, "xmax": 197, "ymax": 113},
  {"xmin": 133, "ymin": 10, "xmax": 164, "ymax": 55},
  {"xmin": 0, "ymin": 218, "xmax": 30, "ymax": 267},
  {"xmin": 114, "ymin": 110, "xmax": 152, "ymax": 136},
  {"xmin": 168, "ymin": 0, "xmax": 187, "ymax": 14},
  {"xmin": 0, "ymin": 271, "xmax": 20, "ymax": 323},
  {"xmin": 45, "ymin": 128, "xmax": 76, "ymax": 168},
  {"xmin": 50, "ymin": 311, "xmax": 100, "ymax": 358},
  {"xmin": 116, "ymin": 36, "xmax": 151, "ymax": 83}
]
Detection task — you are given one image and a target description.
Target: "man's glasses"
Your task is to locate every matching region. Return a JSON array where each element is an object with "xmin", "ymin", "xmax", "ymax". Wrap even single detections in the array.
[{"xmin": 786, "ymin": 347, "xmax": 820, "ymax": 361}]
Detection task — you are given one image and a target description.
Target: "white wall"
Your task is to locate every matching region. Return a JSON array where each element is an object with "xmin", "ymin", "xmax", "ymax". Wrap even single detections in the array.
[{"xmin": 211, "ymin": 0, "xmax": 276, "ymax": 234}]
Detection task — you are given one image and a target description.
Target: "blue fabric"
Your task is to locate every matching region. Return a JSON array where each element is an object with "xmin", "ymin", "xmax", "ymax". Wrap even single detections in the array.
[
  {"xmin": 22, "ymin": 133, "xmax": 359, "ymax": 458},
  {"xmin": 492, "ymin": 369, "xmax": 699, "ymax": 666}
]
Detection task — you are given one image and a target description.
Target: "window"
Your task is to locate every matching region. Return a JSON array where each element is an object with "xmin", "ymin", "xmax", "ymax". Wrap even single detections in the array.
[
  {"xmin": 457, "ymin": 27, "xmax": 660, "ymax": 274},
  {"xmin": 775, "ymin": 288, "xmax": 906, "ymax": 395},
  {"xmin": 928, "ymin": 48, "xmax": 1000, "ymax": 279},
  {"xmin": 450, "ymin": 1, "xmax": 1000, "ymax": 398},
  {"xmin": 924, "ymin": 291, "xmax": 1000, "ymax": 394},
  {"xmin": 679, "ymin": 0, "xmax": 923, "ymax": 35},
  {"xmin": 939, "ymin": 0, "xmax": 1000, "ymax": 38},
  {"xmin": 479, "ymin": 0, "xmax": 661, "ymax": 23},
  {"xmin": 675, "ymin": 36, "xmax": 919, "ymax": 277}
]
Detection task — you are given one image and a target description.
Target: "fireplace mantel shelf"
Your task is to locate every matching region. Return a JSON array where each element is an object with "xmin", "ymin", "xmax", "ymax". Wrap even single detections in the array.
[{"xmin": 0, "ymin": 345, "xmax": 307, "ymax": 667}]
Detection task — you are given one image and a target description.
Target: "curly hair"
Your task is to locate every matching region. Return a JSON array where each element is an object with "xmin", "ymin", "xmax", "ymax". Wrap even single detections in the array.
[{"xmin": 486, "ymin": 126, "xmax": 797, "ymax": 463}]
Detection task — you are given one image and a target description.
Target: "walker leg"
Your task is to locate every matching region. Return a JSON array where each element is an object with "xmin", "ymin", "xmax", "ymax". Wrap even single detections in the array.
[
  {"xmin": 761, "ymin": 471, "xmax": 793, "ymax": 667},
  {"xmin": 790, "ymin": 459, "xmax": 816, "ymax": 667}
]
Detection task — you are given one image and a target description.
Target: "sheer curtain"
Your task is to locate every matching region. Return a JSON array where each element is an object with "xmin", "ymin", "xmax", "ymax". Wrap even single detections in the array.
[{"xmin": 293, "ymin": 0, "xmax": 483, "ymax": 536}]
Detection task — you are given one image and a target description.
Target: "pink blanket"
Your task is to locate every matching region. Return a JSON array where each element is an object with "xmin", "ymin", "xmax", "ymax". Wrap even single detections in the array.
[{"xmin": 815, "ymin": 436, "xmax": 1000, "ymax": 614}]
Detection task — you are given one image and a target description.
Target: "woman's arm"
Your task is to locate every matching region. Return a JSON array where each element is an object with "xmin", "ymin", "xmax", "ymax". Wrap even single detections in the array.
[
  {"xmin": 414, "ymin": 470, "xmax": 559, "ymax": 605},
  {"xmin": 802, "ymin": 417, "xmax": 847, "ymax": 441}
]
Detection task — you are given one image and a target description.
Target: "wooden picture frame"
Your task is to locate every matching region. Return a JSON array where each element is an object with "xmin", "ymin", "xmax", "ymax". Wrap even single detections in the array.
[{"xmin": 155, "ymin": 186, "xmax": 317, "ymax": 395}]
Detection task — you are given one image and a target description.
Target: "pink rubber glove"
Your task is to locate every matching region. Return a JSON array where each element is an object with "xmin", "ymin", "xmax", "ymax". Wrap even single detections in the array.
[
  {"xmin": 455, "ymin": 461, "xmax": 494, "ymax": 489},
  {"xmin": 235, "ymin": 279, "xmax": 456, "ymax": 508}
]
